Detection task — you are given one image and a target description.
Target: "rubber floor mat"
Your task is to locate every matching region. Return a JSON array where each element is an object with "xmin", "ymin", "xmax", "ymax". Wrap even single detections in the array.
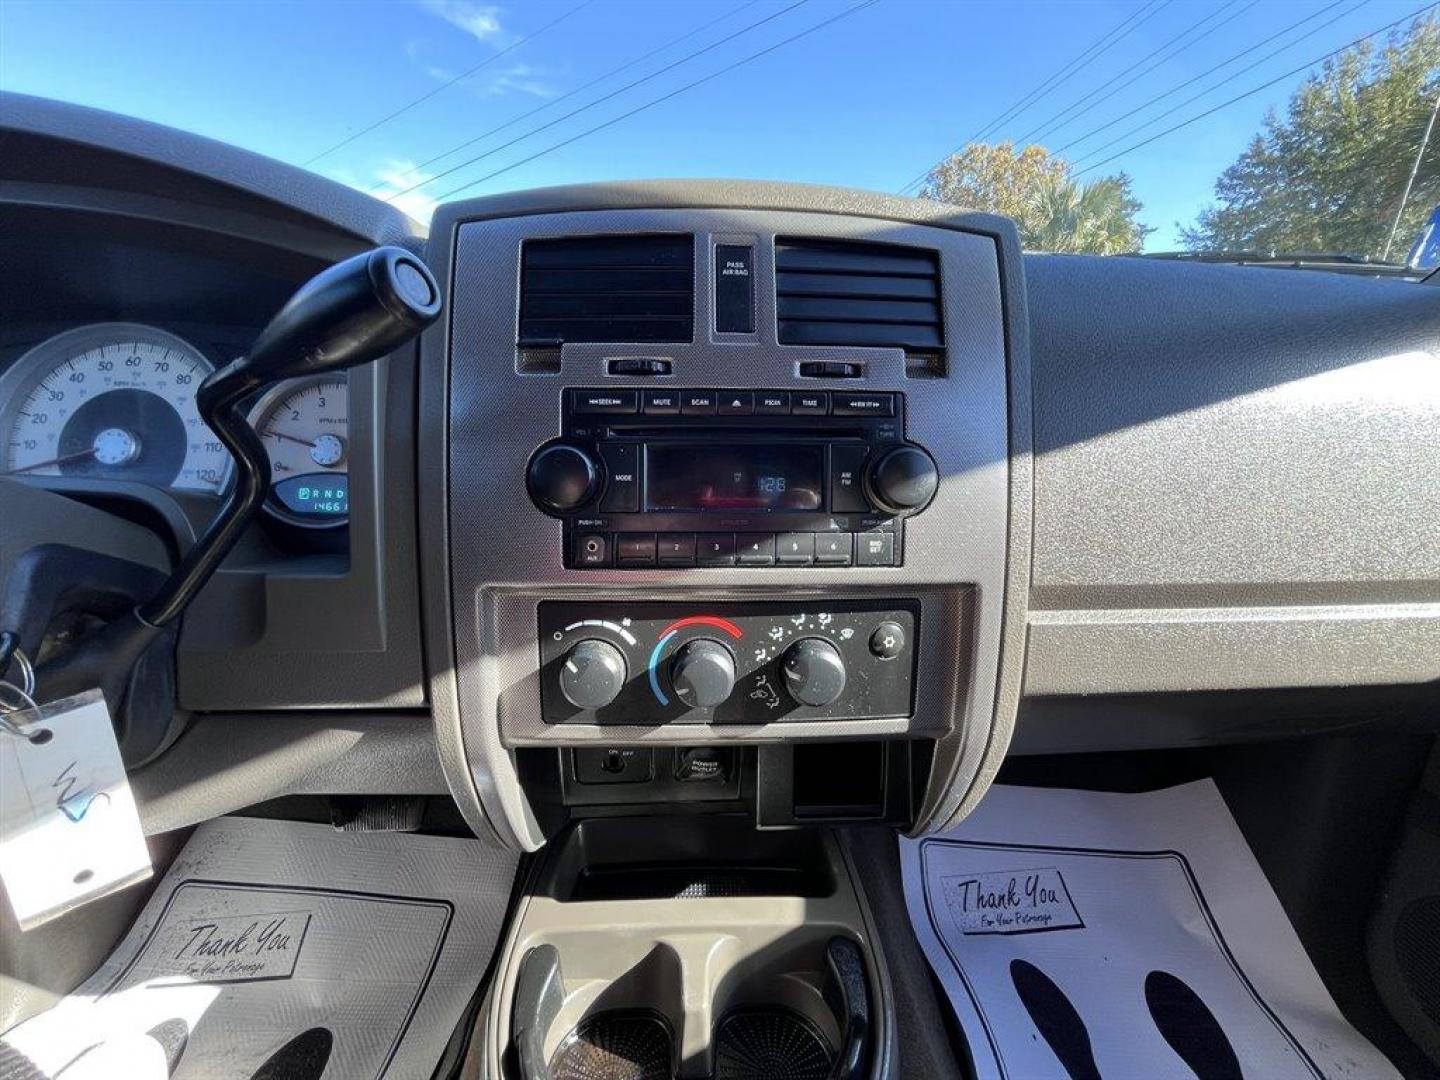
[
  {"xmin": 0, "ymin": 816, "xmax": 516, "ymax": 1079},
  {"xmin": 900, "ymin": 781, "xmax": 1400, "ymax": 1079}
]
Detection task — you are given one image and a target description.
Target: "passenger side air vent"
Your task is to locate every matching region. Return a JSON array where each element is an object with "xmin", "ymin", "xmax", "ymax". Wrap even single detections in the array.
[
  {"xmin": 775, "ymin": 238, "xmax": 944, "ymax": 376},
  {"xmin": 519, "ymin": 234, "xmax": 695, "ymax": 347}
]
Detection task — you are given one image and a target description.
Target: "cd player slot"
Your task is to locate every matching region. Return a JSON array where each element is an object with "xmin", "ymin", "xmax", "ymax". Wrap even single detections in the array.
[{"xmin": 603, "ymin": 425, "xmax": 873, "ymax": 439}]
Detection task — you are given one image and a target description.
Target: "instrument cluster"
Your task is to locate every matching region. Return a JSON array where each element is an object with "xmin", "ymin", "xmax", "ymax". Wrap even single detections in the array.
[{"xmin": 0, "ymin": 323, "xmax": 350, "ymax": 530}]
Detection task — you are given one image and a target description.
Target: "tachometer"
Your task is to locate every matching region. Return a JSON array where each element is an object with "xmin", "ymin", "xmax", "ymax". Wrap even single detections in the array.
[
  {"xmin": 0, "ymin": 323, "xmax": 229, "ymax": 492},
  {"xmin": 247, "ymin": 376, "xmax": 349, "ymax": 528}
]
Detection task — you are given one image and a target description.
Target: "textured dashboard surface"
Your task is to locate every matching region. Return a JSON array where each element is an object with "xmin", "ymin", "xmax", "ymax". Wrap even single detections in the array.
[{"xmin": 1026, "ymin": 254, "xmax": 1440, "ymax": 694}]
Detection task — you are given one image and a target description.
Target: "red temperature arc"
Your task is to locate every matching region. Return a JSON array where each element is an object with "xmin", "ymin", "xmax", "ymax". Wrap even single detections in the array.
[{"xmin": 658, "ymin": 615, "xmax": 744, "ymax": 639}]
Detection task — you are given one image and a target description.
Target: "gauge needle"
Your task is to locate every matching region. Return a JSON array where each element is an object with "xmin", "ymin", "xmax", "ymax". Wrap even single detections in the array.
[
  {"xmin": 266, "ymin": 431, "xmax": 319, "ymax": 449},
  {"xmin": 3, "ymin": 448, "xmax": 95, "ymax": 475}
]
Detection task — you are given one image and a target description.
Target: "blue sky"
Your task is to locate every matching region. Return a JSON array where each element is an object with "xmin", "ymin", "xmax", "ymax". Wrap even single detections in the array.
[{"xmin": 0, "ymin": 0, "xmax": 1426, "ymax": 248}]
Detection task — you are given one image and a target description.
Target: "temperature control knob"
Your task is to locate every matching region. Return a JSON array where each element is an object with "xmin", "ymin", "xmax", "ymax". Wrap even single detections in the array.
[
  {"xmin": 867, "ymin": 445, "xmax": 939, "ymax": 513},
  {"xmin": 781, "ymin": 637, "xmax": 848, "ymax": 708},
  {"xmin": 558, "ymin": 639, "xmax": 627, "ymax": 710},
  {"xmin": 528, "ymin": 443, "xmax": 598, "ymax": 513},
  {"xmin": 670, "ymin": 639, "xmax": 736, "ymax": 709}
]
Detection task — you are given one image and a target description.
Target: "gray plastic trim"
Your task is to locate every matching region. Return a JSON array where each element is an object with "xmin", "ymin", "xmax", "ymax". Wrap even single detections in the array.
[
  {"xmin": 1024, "ymin": 253, "xmax": 1440, "ymax": 696},
  {"xmin": 421, "ymin": 182, "xmax": 1033, "ymax": 852},
  {"xmin": 131, "ymin": 711, "xmax": 445, "ymax": 836}
]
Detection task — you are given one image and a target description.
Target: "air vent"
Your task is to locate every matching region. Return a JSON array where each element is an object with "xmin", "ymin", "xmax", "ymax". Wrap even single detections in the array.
[
  {"xmin": 775, "ymin": 238, "xmax": 944, "ymax": 374},
  {"xmin": 519, "ymin": 234, "xmax": 694, "ymax": 346}
]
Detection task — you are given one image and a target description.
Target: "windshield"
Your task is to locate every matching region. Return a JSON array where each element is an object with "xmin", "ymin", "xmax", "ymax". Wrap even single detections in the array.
[{"xmin": 2, "ymin": 1, "xmax": 1436, "ymax": 266}]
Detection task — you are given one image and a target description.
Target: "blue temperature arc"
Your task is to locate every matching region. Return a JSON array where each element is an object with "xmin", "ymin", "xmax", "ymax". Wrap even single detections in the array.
[{"xmin": 648, "ymin": 630, "xmax": 679, "ymax": 706}]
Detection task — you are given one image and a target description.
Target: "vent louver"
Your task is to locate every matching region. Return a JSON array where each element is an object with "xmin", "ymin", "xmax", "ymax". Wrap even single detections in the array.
[
  {"xmin": 775, "ymin": 238, "xmax": 944, "ymax": 373},
  {"xmin": 519, "ymin": 234, "xmax": 694, "ymax": 346}
]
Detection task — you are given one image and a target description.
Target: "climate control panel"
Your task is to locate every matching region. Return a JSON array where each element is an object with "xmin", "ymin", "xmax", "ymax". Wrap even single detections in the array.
[{"xmin": 538, "ymin": 600, "xmax": 918, "ymax": 725}]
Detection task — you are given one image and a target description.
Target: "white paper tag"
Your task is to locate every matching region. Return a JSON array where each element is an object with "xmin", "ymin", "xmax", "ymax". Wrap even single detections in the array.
[{"xmin": 0, "ymin": 689, "xmax": 152, "ymax": 930}]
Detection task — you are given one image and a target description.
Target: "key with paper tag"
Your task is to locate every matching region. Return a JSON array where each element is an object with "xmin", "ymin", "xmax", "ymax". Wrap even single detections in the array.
[{"xmin": 0, "ymin": 689, "xmax": 152, "ymax": 930}]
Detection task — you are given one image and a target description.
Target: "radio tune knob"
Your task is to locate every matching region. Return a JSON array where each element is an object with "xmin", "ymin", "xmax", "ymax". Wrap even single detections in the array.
[
  {"xmin": 781, "ymin": 637, "xmax": 847, "ymax": 708},
  {"xmin": 867, "ymin": 445, "xmax": 939, "ymax": 513},
  {"xmin": 528, "ymin": 443, "xmax": 598, "ymax": 513},
  {"xmin": 670, "ymin": 639, "xmax": 736, "ymax": 709},
  {"xmin": 558, "ymin": 639, "xmax": 627, "ymax": 710}
]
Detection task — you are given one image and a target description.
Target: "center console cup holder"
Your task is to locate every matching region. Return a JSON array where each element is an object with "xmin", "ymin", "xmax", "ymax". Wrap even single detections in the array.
[{"xmin": 512, "ymin": 936, "xmax": 870, "ymax": 1080}]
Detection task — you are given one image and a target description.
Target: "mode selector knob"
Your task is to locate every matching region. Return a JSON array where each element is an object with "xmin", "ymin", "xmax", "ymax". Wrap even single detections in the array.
[
  {"xmin": 671, "ymin": 639, "xmax": 736, "ymax": 709},
  {"xmin": 558, "ymin": 639, "xmax": 627, "ymax": 710},
  {"xmin": 781, "ymin": 637, "xmax": 848, "ymax": 708},
  {"xmin": 867, "ymin": 445, "xmax": 939, "ymax": 513},
  {"xmin": 528, "ymin": 443, "xmax": 598, "ymax": 514}
]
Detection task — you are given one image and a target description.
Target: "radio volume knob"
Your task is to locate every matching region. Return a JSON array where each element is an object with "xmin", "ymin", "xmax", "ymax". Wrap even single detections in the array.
[
  {"xmin": 670, "ymin": 639, "xmax": 736, "ymax": 709},
  {"xmin": 528, "ymin": 443, "xmax": 598, "ymax": 513},
  {"xmin": 867, "ymin": 445, "xmax": 939, "ymax": 513},
  {"xmin": 559, "ymin": 639, "xmax": 627, "ymax": 710},
  {"xmin": 781, "ymin": 637, "xmax": 847, "ymax": 707}
]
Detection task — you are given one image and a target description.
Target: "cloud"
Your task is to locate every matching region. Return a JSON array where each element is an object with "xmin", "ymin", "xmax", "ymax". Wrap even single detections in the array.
[
  {"xmin": 478, "ymin": 62, "xmax": 560, "ymax": 100},
  {"xmin": 419, "ymin": 0, "xmax": 510, "ymax": 47},
  {"xmin": 325, "ymin": 160, "xmax": 439, "ymax": 225},
  {"xmin": 405, "ymin": 39, "xmax": 457, "ymax": 82}
]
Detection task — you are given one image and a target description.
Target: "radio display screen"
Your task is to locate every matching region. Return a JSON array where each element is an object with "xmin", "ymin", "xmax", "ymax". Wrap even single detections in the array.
[{"xmin": 645, "ymin": 444, "xmax": 824, "ymax": 512}]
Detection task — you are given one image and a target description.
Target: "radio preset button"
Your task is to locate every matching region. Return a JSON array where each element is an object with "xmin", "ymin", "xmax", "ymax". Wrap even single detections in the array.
[
  {"xmin": 681, "ymin": 390, "xmax": 718, "ymax": 414},
  {"xmin": 792, "ymin": 392, "xmax": 829, "ymax": 416},
  {"xmin": 657, "ymin": 532, "xmax": 697, "ymax": 565},
  {"xmin": 573, "ymin": 389, "xmax": 639, "ymax": 415},
  {"xmin": 833, "ymin": 392, "xmax": 895, "ymax": 417},
  {"xmin": 815, "ymin": 533, "xmax": 853, "ymax": 565},
  {"xmin": 718, "ymin": 391, "xmax": 755, "ymax": 415},
  {"xmin": 616, "ymin": 533, "xmax": 658, "ymax": 566},
  {"xmin": 736, "ymin": 533, "xmax": 776, "ymax": 565},
  {"xmin": 776, "ymin": 532, "xmax": 816, "ymax": 565},
  {"xmin": 598, "ymin": 442, "xmax": 640, "ymax": 513},
  {"xmin": 644, "ymin": 389, "xmax": 681, "ymax": 414},
  {"xmin": 756, "ymin": 391, "xmax": 790, "ymax": 415},
  {"xmin": 696, "ymin": 533, "xmax": 737, "ymax": 566}
]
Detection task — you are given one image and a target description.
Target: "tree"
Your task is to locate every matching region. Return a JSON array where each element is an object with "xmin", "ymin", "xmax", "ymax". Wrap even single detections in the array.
[
  {"xmin": 1182, "ymin": 17, "xmax": 1440, "ymax": 258},
  {"xmin": 918, "ymin": 142, "xmax": 1152, "ymax": 254}
]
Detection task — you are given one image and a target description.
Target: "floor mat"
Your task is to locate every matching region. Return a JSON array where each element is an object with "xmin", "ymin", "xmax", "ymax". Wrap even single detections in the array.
[
  {"xmin": 900, "ymin": 781, "xmax": 1399, "ymax": 1080},
  {"xmin": 1, "ymin": 816, "xmax": 517, "ymax": 1080}
]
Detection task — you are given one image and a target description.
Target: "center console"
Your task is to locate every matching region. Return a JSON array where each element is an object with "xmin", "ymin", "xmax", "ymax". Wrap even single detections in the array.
[{"xmin": 418, "ymin": 182, "xmax": 1030, "ymax": 854}]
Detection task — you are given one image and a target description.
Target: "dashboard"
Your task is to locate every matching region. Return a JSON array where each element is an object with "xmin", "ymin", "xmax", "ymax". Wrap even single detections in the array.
[{"xmin": 1, "ymin": 92, "xmax": 1436, "ymax": 853}]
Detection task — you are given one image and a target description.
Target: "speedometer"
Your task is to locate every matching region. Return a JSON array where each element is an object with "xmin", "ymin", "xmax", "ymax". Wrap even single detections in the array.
[{"xmin": 0, "ymin": 323, "xmax": 230, "ymax": 492}]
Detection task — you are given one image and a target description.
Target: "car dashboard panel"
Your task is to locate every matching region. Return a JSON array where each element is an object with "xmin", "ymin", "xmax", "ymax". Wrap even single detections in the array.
[{"xmin": 1, "ymin": 95, "xmax": 1437, "ymax": 853}]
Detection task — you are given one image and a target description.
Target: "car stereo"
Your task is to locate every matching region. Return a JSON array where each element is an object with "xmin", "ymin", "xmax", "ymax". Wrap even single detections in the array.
[{"xmin": 526, "ymin": 388, "xmax": 938, "ymax": 568}]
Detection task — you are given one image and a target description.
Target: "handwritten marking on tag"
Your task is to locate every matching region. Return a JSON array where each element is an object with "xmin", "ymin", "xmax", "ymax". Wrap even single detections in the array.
[
  {"xmin": 0, "ymin": 690, "xmax": 152, "ymax": 929},
  {"xmin": 943, "ymin": 868, "xmax": 1084, "ymax": 935}
]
